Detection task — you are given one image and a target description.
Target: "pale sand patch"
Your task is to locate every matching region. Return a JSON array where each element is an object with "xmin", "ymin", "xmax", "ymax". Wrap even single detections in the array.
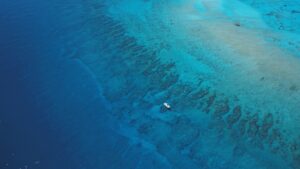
[{"xmin": 168, "ymin": 0, "xmax": 300, "ymax": 133}]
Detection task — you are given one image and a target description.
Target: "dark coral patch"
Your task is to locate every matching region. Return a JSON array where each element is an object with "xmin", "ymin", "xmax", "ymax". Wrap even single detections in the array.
[
  {"xmin": 170, "ymin": 117, "xmax": 200, "ymax": 150},
  {"xmin": 233, "ymin": 145, "xmax": 245, "ymax": 157},
  {"xmin": 237, "ymin": 119, "xmax": 247, "ymax": 135},
  {"xmin": 138, "ymin": 122, "xmax": 153, "ymax": 135},
  {"xmin": 247, "ymin": 113, "xmax": 259, "ymax": 138},
  {"xmin": 213, "ymin": 100, "xmax": 230, "ymax": 118},
  {"xmin": 289, "ymin": 85, "xmax": 298, "ymax": 91},
  {"xmin": 204, "ymin": 94, "xmax": 216, "ymax": 113},
  {"xmin": 191, "ymin": 89, "xmax": 209, "ymax": 100},
  {"xmin": 234, "ymin": 22, "xmax": 241, "ymax": 27},
  {"xmin": 259, "ymin": 113, "xmax": 274, "ymax": 139},
  {"xmin": 292, "ymin": 154, "xmax": 300, "ymax": 169},
  {"xmin": 267, "ymin": 128, "xmax": 281, "ymax": 145},
  {"xmin": 160, "ymin": 73, "xmax": 179, "ymax": 90},
  {"xmin": 226, "ymin": 106, "xmax": 242, "ymax": 128}
]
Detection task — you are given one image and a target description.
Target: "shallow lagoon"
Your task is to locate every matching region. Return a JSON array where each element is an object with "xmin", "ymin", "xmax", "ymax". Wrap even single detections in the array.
[{"xmin": 1, "ymin": 0, "xmax": 300, "ymax": 169}]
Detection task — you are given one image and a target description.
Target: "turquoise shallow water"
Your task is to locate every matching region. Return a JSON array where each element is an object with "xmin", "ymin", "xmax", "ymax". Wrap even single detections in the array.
[{"xmin": 1, "ymin": 0, "xmax": 300, "ymax": 169}]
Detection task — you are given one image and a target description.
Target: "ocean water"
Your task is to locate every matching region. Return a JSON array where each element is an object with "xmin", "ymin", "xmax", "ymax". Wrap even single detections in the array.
[{"xmin": 0, "ymin": 0, "xmax": 300, "ymax": 169}]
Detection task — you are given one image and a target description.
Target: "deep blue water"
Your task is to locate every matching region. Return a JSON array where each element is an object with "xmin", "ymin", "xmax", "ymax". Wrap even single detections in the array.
[
  {"xmin": 1, "ymin": 0, "xmax": 118, "ymax": 168},
  {"xmin": 1, "ymin": 0, "xmax": 300, "ymax": 169},
  {"xmin": 0, "ymin": 1, "xmax": 172, "ymax": 168}
]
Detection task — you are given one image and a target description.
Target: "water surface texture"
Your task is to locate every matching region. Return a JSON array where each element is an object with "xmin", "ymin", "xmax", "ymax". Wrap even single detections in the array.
[{"xmin": 1, "ymin": 0, "xmax": 300, "ymax": 169}]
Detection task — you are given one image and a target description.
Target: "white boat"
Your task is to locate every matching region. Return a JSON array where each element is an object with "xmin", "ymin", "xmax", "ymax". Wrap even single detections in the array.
[{"xmin": 163, "ymin": 102, "xmax": 171, "ymax": 109}]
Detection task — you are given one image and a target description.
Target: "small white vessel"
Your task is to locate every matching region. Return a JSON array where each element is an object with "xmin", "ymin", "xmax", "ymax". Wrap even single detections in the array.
[{"xmin": 163, "ymin": 102, "xmax": 171, "ymax": 109}]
